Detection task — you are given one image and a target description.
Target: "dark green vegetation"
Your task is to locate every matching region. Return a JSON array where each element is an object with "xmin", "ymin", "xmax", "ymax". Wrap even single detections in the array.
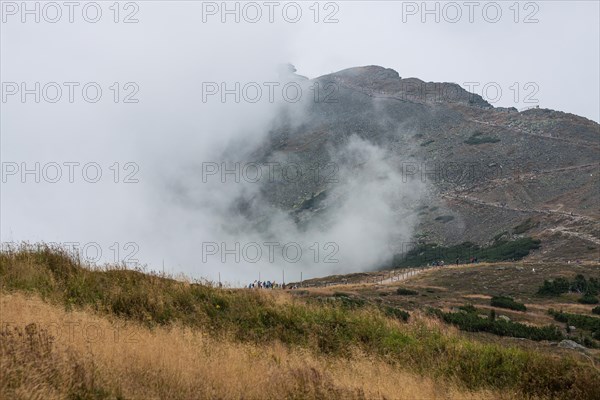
[
  {"xmin": 434, "ymin": 215, "xmax": 455, "ymax": 223},
  {"xmin": 548, "ymin": 310, "xmax": 600, "ymax": 334},
  {"xmin": 537, "ymin": 274, "xmax": 599, "ymax": 303},
  {"xmin": 430, "ymin": 306, "xmax": 563, "ymax": 342},
  {"xmin": 383, "ymin": 306, "xmax": 410, "ymax": 322},
  {"xmin": 548, "ymin": 309, "xmax": 600, "ymax": 344},
  {"xmin": 464, "ymin": 132, "xmax": 500, "ymax": 145},
  {"xmin": 458, "ymin": 304, "xmax": 477, "ymax": 314},
  {"xmin": 490, "ymin": 296, "xmax": 527, "ymax": 312},
  {"xmin": 395, "ymin": 288, "xmax": 418, "ymax": 296},
  {"xmin": 393, "ymin": 238, "xmax": 541, "ymax": 268},
  {"xmin": 579, "ymin": 295, "xmax": 599, "ymax": 304},
  {"xmin": 2, "ymin": 245, "xmax": 600, "ymax": 399},
  {"xmin": 593, "ymin": 306, "xmax": 600, "ymax": 315},
  {"xmin": 537, "ymin": 277, "xmax": 571, "ymax": 296},
  {"xmin": 513, "ymin": 218, "xmax": 539, "ymax": 234},
  {"xmin": 327, "ymin": 292, "xmax": 367, "ymax": 308}
]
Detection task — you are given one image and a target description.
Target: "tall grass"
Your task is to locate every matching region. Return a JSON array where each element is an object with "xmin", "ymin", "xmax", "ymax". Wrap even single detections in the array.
[
  {"xmin": 3, "ymin": 293, "xmax": 501, "ymax": 400},
  {"xmin": 1, "ymin": 244, "xmax": 599, "ymax": 399}
]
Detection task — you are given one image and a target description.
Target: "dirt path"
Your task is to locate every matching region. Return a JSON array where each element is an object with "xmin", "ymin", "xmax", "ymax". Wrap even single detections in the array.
[
  {"xmin": 467, "ymin": 118, "xmax": 600, "ymax": 148},
  {"xmin": 370, "ymin": 266, "xmax": 444, "ymax": 285},
  {"xmin": 486, "ymin": 163, "xmax": 598, "ymax": 185},
  {"xmin": 443, "ymin": 193, "xmax": 597, "ymax": 224},
  {"xmin": 545, "ymin": 227, "xmax": 600, "ymax": 246}
]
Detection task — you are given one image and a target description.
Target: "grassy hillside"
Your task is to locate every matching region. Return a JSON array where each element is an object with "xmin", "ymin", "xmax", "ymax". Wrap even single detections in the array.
[{"xmin": 1, "ymin": 245, "xmax": 600, "ymax": 399}]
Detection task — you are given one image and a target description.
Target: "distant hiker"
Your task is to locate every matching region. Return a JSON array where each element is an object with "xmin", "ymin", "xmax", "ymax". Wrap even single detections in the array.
[{"xmin": 456, "ymin": 257, "xmax": 459, "ymax": 266}]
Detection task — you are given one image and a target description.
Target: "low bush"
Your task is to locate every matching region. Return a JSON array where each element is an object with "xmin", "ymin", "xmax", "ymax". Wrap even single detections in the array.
[
  {"xmin": 393, "ymin": 238, "xmax": 541, "ymax": 268},
  {"xmin": 490, "ymin": 296, "xmax": 527, "ymax": 312},
  {"xmin": 396, "ymin": 288, "xmax": 418, "ymax": 296},
  {"xmin": 458, "ymin": 304, "xmax": 477, "ymax": 314},
  {"xmin": 383, "ymin": 306, "xmax": 410, "ymax": 322},
  {"xmin": 538, "ymin": 275, "xmax": 600, "ymax": 297},
  {"xmin": 435, "ymin": 215, "xmax": 455, "ymax": 223},
  {"xmin": 431, "ymin": 308, "xmax": 563, "ymax": 342},
  {"xmin": 578, "ymin": 295, "xmax": 599, "ymax": 305},
  {"xmin": 548, "ymin": 309, "xmax": 600, "ymax": 333},
  {"xmin": 592, "ymin": 306, "xmax": 600, "ymax": 315},
  {"xmin": 513, "ymin": 218, "xmax": 538, "ymax": 234},
  {"xmin": 538, "ymin": 278, "xmax": 570, "ymax": 296},
  {"xmin": 464, "ymin": 132, "xmax": 500, "ymax": 145},
  {"xmin": 329, "ymin": 292, "xmax": 366, "ymax": 309},
  {"xmin": 571, "ymin": 274, "xmax": 599, "ymax": 295}
]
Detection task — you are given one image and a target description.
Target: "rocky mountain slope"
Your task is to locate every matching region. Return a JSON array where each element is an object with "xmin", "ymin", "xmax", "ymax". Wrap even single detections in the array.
[{"xmin": 250, "ymin": 66, "xmax": 600, "ymax": 262}]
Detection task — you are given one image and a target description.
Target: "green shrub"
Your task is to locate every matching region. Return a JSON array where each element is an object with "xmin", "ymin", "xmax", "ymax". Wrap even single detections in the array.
[
  {"xmin": 571, "ymin": 274, "xmax": 599, "ymax": 295},
  {"xmin": 431, "ymin": 308, "xmax": 563, "ymax": 341},
  {"xmin": 592, "ymin": 306, "xmax": 600, "ymax": 315},
  {"xmin": 484, "ymin": 238, "xmax": 541, "ymax": 261},
  {"xmin": 331, "ymin": 292, "xmax": 366, "ymax": 308},
  {"xmin": 537, "ymin": 278, "xmax": 571, "ymax": 296},
  {"xmin": 383, "ymin": 306, "xmax": 410, "ymax": 322},
  {"xmin": 490, "ymin": 296, "xmax": 527, "ymax": 312},
  {"xmin": 578, "ymin": 295, "xmax": 599, "ymax": 305},
  {"xmin": 548, "ymin": 309, "xmax": 600, "ymax": 333},
  {"xmin": 464, "ymin": 132, "xmax": 500, "ymax": 145},
  {"xmin": 493, "ymin": 231, "xmax": 508, "ymax": 241},
  {"xmin": 435, "ymin": 215, "xmax": 454, "ymax": 223},
  {"xmin": 393, "ymin": 238, "xmax": 540, "ymax": 268},
  {"xmin": 538, "ymin": 275, "xmax": 600, "ymax": 297},
  {"xmin": 459, "ymin": 304, "xmax": 477, "ymax": 314},
  {"xmin": 395, "ymin": 288, "xmax": 418, "ymax": 296},
  {"xmin": 513, "ymin": 218, "xmax": 538, "ymax": 234}
]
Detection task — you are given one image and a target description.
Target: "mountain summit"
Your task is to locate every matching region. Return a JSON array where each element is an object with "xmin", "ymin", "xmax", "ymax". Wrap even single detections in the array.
[{"xmin": 254, "ymin": 66, "xmax": 599, "ymax": 262}]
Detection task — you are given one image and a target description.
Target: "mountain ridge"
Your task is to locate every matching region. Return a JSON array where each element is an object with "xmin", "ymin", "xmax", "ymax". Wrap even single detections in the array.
[{"xmin": 254, "ymin": 65, "xmax": 600, "ymax": 263}]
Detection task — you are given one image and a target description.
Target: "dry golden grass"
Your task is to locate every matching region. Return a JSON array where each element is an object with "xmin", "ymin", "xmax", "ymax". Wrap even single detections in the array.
[
  {"xmin": 1, "ymin": 292, "xmax": 513, "ymax": 400},
  {"xmin": 2, "ymin": 246, "xmax": 598, "ymax": 399}
]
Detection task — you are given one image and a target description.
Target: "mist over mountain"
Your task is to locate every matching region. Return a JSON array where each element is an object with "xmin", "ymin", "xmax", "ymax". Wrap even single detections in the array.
[
  {"xmin": 3, "ymin": 4, "xmax": 600, "ymax": 398},
  {"xmin": 149, "ymin": 65, "xmax": 597, "ymax": 285}
]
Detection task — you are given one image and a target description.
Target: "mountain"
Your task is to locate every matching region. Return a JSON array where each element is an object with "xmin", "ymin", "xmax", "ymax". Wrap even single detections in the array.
[{"xmin": 250, "ymin": 66, "xmax": 600, "ymax": 263}]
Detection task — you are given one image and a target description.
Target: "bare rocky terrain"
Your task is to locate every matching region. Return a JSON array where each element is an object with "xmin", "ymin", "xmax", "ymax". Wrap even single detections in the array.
[{"xmin": 248, "ymin": 66, "xmax": 600, "ymax": 262}]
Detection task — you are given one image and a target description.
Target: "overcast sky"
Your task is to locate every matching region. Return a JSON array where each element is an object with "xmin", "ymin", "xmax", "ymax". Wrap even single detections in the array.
[{"xmin": 1, "ymin": 1, "xmax": 599, "ymax": 283}]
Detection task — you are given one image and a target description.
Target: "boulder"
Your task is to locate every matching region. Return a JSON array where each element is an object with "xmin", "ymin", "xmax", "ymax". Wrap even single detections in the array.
[{"xmin": 558, "ymin": 340, "xmax": 587, "ymax": 352}]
